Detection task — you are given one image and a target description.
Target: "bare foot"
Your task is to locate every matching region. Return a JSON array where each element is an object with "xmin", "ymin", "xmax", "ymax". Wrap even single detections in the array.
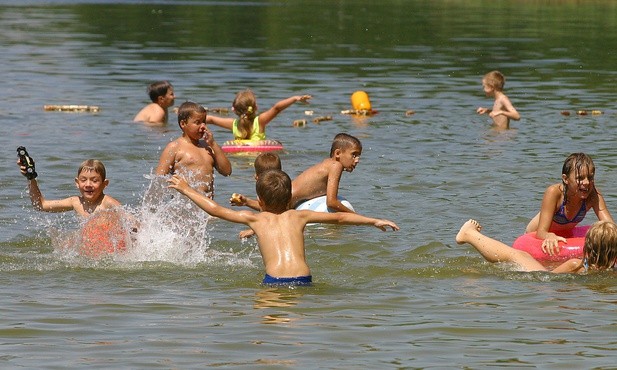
[{"xmin": 455, "ymin": 219, "xmax": 482, "ymax": 244}]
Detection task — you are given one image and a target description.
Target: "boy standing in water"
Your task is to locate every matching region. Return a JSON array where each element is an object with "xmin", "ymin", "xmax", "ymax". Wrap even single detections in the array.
[
  {"xmin": 17, "ymin": 155, "xmax": 121, "ymax": 217},
  {"xmin": 155, "ymin": 101, "xmax": 232, "ymax": 197},
  {"xmin": 133, "ymin": 80, "xmax": 175, "ymax": 125},
  {"xmin": 290, "ymin": 133, "xmax": 362, "ymax": 212},
  {"xmin": 476, "ymin": 70, "xmax": 520, "ymax": 129},
  {"xmin": 169, "ymin": 169, "xmax": 399, "ymax": 285}
]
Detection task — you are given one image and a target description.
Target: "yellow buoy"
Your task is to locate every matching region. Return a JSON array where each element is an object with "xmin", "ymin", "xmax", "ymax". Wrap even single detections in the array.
[{"xmin": 351, "ymin": 91, "xmax": 372, "ymax": 111}]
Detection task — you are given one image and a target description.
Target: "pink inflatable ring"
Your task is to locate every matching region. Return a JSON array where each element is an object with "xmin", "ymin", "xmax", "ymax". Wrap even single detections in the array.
[{"xmin": 512, "ymin": 225, "xmax": 590, "ymax": 261}]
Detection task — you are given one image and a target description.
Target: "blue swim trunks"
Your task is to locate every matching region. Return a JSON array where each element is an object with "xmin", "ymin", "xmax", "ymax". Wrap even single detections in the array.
[{"xmin": 262, "ymin": 274, "xmax": 312, "ymax": 286}]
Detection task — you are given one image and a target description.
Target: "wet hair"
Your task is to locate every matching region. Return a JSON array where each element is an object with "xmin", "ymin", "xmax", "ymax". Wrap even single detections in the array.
[
  {"xmin": 561, "ymin": 152, "xmax": 596, "ymax": 202},
  {"xmin": 254, "ymin": 153, "xmax": 282, "ymax": 176},
  {"xmin": 483, "ymin": 71, "xmax": 505, "ymax": 91},
  {"xmin": 177, "ymin": 101, "xmax": 207, "ymax": 126},
  {"xmin": 583, "ymin": 221, "xmax": 617, "ymax": 270},
  {"xmin": 77, "ymin": 159, "xmax": 107, "ymax": 180},
  {"xmin": 232, "ymin": 89, "xmax": 257, "ymax": 140},
  {"xmin": 330, "ymin": 133, "xmax": 362, "ymax": 158},
  {"xmin": 256, "ymin": 169, "xmax": 291, "ymax": 212},
  {"xmin": 147, "ymin": 81, "xmax": 173, "ymax": 103}
]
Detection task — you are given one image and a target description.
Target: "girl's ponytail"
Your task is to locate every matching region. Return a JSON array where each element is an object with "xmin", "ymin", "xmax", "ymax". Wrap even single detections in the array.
[{"xmin": 232, "ymin": 90, "xmax": 257, "ymax": 140}]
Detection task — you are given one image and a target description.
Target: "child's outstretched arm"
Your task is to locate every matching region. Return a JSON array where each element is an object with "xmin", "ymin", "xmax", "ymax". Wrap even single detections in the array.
[
  {"xmin": 25, "ymin": 178, "xmax": 75, "ymax": 213},
  {"xmin": 168, "ymin": 175, "xmax": 254, "ymax": 225},
  {"xmin": 206, "ymin": 115, "xmax": 234, "ymax": 131},
  {"xmin": 230, "ymin": 193, "xmax": 261, "ymax": 211},
  {"xmin": 301, "ymin": 210, "xmax": 399, "ymax": 231},
  {"xmin": 258, "ymin": 95, "xmax": 312, "ymax": 127}
]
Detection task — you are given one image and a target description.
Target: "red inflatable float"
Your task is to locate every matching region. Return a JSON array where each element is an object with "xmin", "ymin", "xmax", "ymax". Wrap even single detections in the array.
[
  {"xmin": 512, "ymin": 225, "xmax": 590, "ymax": 262},
  {"xmin": 79, "ymin": 210, "xmax": 129, "ymax": 258}
]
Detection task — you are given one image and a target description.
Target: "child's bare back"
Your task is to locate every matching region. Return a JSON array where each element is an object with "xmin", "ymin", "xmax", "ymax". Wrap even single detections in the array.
[
  {"xmin": 133, "ymin": 81, "xmax": 175, "ymax": 125},
  {"xmin": 134, "ymin": 103, "xmax": 167, "ymax": 125},
  {"xmin": 489, "ymin": 91, "xmax": 518, "ymax": 129},
  {"xmin": 168, "ymin": 169, "xmax": 399, "ymax": 284},
  {"xmin": 290, "ymin": 133, "xmax": 362, "ymax": 212},
  {"xmin": 290, "ymin": 158, "xmax": 333, "ymax": 207},
  {"xmin": 247, "ymin": 210, "xmax": 312, "ymax": 277}
]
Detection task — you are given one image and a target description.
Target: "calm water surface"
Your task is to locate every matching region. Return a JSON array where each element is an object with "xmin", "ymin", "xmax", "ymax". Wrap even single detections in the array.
[{"xmin": 1, "ymin": 0, "xmax": 616, "ymax": 368}]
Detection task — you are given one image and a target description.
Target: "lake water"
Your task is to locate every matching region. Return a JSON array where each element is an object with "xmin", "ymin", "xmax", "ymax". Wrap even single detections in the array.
[{"xmin": 1, "ymin": 0, "xmax": 616, "ymax": 368}]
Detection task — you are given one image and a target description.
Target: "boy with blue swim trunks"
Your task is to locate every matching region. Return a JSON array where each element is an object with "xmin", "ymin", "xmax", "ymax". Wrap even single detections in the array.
[{"xmin": 168, "ymin": 169, "xmax": 399, "ymax": 286}]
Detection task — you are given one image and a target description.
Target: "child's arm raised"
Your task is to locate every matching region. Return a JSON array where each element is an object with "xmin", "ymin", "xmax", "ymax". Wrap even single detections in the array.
[
  {"xmin": 258, "ymin": 95, "xmax": 312, "ymax": 127},
  {"xmin": 299, "ymin": 210, "xmax": 399, "ymax": 231},
  {"xmin": 27, "ymin": 178, "xmax": 76, "ymax": 213},
  {"xmin": 17, "ymin": 158, "xmax": 75, "ymax": 213}
]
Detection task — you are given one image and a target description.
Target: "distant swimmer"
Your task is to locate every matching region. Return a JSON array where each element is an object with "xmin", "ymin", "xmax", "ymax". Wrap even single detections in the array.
[{"xmin": 134, "ymin": 80, "xmax": 175, "ymax": 125}]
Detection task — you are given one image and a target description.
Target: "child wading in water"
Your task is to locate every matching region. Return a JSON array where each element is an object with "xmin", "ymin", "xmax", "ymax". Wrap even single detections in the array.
[
  {"xmin": 133, "ymin": 80, "xmax": 175, "ymax": 125},
  {"xmin": 155, "ymin": 101, "xmax": 232, "ymax": 196},
  {"xmin": 169, "ymin": 169, "xmax": 399, "ymax": 285},
  {"xmin": 290, "ymin": 133, "xmax": 361, "ymax": 213},
  {"xmin": 476, "ymin": 70, "xmax": 520, "ymax": 129},
  {"xmin": 456, "ymin": 219, "xmax": 617, "ymax": 273},
  {"xmin": 207, "ymin": 89, "xmax": 312, "ymax": 141},
  {"xmin": 17, "ymin": 153, "xmax": 121, "ymax": 218},
  {"xmin": 525, "ymin": 153, "xmax": 614, "ymax": 256}
]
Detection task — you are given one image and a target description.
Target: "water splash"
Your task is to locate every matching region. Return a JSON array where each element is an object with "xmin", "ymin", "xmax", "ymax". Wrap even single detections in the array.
[{"xmin": 45, "ymin": 174, "xmax": 257, "ymax": 268}]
